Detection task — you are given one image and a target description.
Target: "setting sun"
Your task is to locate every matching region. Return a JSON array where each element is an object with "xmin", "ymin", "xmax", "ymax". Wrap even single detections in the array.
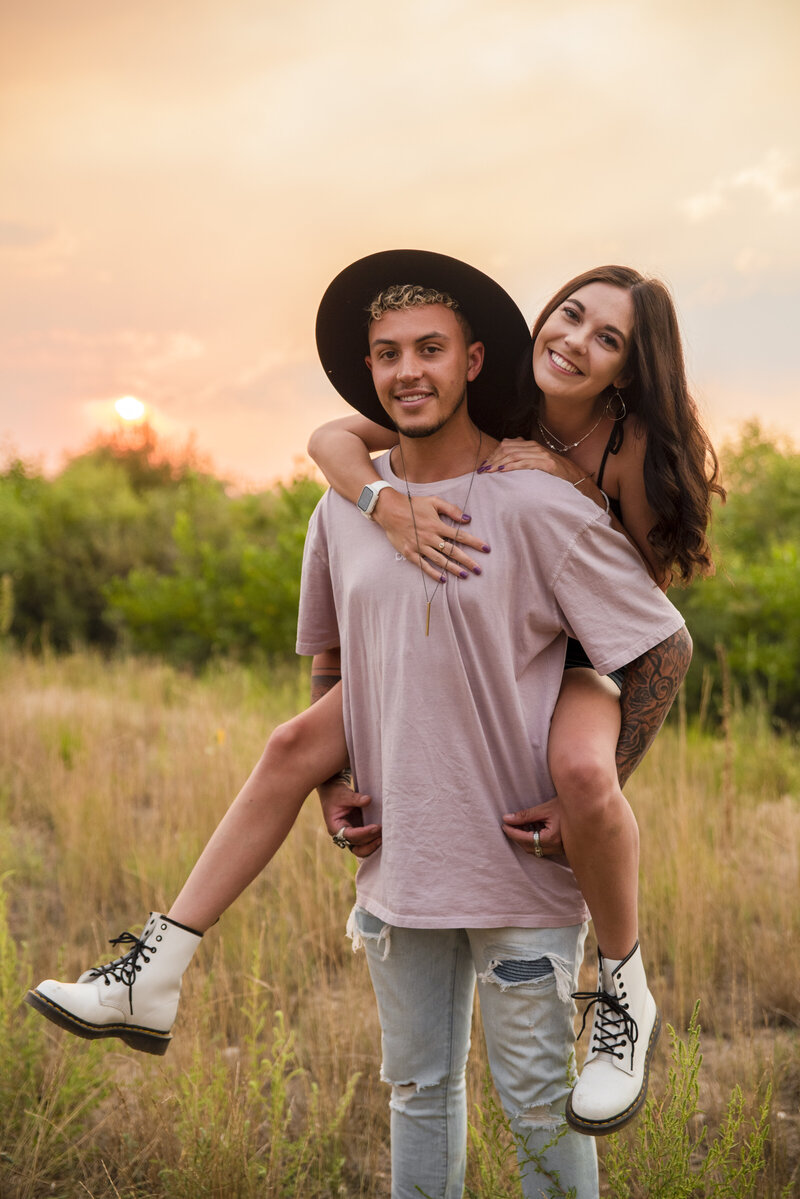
[{"xmin": 114, "ymin": 396, "xmax": 146, "ymax": 423}]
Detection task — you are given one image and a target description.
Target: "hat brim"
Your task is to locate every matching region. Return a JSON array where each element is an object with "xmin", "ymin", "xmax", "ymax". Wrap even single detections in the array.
[{"xmin": 315, "ymin": 249, "xmax": 533, "ymax": 441}]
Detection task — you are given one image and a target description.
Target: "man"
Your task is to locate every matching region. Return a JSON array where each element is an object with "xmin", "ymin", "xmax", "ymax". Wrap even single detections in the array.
[{"xmin": 299, "ymin": 249, "xmax": 691, "ymax": 1199}]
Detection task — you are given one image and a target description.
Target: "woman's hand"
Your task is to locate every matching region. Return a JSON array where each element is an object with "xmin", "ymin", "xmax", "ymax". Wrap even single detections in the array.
[
  {"xmin": 479, "ymin": 439, "xmax": 587, "ymax": 485},
  {"xmin": 374, "ymin": 489, "xmax": 490, "ymax": 583},
  {"xmin": 501, "ymin": 797, "xmax": 564, "ymax": 858}
]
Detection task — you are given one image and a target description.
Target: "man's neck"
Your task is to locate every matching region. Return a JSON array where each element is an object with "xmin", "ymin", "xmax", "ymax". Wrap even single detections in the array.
[{"xmin": 392, "ymin": 423, "xmax": 496, "ymax": 484}]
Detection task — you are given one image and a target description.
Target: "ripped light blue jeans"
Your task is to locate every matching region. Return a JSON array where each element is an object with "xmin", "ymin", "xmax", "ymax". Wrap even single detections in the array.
[{"xmin": 349, "ymin": 907, "xmax": 598, "ymax": 1199}]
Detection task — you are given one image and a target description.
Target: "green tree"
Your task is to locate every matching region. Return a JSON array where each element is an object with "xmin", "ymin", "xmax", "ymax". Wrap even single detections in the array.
[{"xmin": 673, "ymin": 423, "xmax": 800, "ymax": 724}]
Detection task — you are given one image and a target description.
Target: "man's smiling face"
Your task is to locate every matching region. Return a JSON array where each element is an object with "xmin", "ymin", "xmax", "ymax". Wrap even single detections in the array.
[{"xmin": 366, "ymin": 303, "xmax": 484, "ymax": 439}]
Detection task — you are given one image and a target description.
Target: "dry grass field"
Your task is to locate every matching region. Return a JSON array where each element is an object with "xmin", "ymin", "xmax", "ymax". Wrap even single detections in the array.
[{"xmin": 1, "ymin": 650, "xmax": 798, "ymax": 1198}]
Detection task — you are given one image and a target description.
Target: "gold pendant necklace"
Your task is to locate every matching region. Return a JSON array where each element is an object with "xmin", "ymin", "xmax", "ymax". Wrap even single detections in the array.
[{"xmin": 398, "ymin": 432, "xmax": 482, "ymax": 636}]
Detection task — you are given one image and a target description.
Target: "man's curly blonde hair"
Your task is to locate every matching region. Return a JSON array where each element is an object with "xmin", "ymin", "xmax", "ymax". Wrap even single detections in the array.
[{"xmin": 367, "ymin": 284, "xmax": 473, "ymax": 341}]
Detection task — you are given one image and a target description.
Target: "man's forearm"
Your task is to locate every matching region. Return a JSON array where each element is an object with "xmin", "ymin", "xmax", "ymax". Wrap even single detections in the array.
[
  {"xmin": 310, "ymin": 650, "xmax": 342, "ymax": 705},
  {"xmin": 616, "ymin": 626, "xmax": 693, "ymax": 787},
  {"xmin": 310, "ymin": 650, "xmax": 349, "ymax": 784}
]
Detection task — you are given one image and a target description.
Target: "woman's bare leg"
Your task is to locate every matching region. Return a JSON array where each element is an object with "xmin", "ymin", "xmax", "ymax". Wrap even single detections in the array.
[
  {"xmin": 169, "ymin": 682, "xmax": 347, "ymax": 932},
  {"xmin": 550, "ymin": 669, "xmax": 662, "ymax": 1134},
  {"xmin": 548, "ymin": 669, "xmax": 638, "ymax": 959},
  {"xmin": 25, "ymin": 683, "xmax": 350, "ymax": 1052}
]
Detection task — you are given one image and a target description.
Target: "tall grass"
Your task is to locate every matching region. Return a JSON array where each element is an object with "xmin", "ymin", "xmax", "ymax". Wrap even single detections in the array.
[{"xmin": 1, "ymin": 650, "xmax": 797, "ymax": 1197}]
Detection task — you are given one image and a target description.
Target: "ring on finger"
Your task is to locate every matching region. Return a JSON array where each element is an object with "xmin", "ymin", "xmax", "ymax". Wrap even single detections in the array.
[
  {"xmin": 333, "ymin": 826, "xmax": 352, "ymax": 850},
  {"xmin": 533, "ymin": 829, "xmax": 544, "ymax": 858},
  {"xmin": 437, "ymin": 539, "xmax": 448, "ymax": 553}
]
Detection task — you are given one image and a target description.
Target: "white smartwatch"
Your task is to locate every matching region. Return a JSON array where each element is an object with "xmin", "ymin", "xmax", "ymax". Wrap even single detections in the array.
[{"xmin": 356, "ymin": 480, "xmax": 394, "ymax": 519}]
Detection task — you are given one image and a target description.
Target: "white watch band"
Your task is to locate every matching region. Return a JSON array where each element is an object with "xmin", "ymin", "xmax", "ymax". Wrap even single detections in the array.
[{"xmin": 357, "ymin": 480, "xmax": 394, "ymax": 519}]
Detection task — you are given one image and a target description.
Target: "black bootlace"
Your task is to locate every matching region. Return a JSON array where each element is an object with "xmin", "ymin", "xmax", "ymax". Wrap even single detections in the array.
[
  {"xmin": 572, "ymin": 988, "xmax": 639, "ymax": 1069},
  {"xmin": 88, "ymin": 930, "xmax": 157, "ymax": 1014}
]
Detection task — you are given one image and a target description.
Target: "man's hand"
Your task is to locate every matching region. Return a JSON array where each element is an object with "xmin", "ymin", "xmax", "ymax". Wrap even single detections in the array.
[
  {"xmin": 318, "ymin": 776, "xmax": 382, "ymax": 859},
  {"xmin": 501, "ymin": 797, "xmax": 564, "ymax": 857}
]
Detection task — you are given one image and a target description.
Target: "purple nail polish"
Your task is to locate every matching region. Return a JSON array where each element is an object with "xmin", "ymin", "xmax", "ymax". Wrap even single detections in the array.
[
  {"xmin": 497, "ymin": 464, "xmax": 505, "ymax": 471},
  {"xmin": 472, "ymin": 566, "xmax": 482, "ymax": 576},
  {"xmin": 459, "ymin": 570, "xmax": 468, "ymax": 579},
  {"xmin": 481, "ymin": 544, "xmax": 491, "ymax": 553},
  {"xmin": 461, "ymin": 513, "xmax": 471, "ymax": 522},
  {"xmin": 440, "ymin": 574, "xmax": 447, "ymax": 583}
]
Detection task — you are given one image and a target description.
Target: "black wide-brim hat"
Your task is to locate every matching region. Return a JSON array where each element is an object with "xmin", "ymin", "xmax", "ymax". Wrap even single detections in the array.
[{"xmin": 315, "ymin": 249, "xmax": 534, "ymax": 441}]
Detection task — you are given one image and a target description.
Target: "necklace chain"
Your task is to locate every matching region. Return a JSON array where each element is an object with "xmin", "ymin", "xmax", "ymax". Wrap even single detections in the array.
[
  {"xmin": 537, "ymin": 413, "xmax": 603, "ymax": 454},
  {"xmin": 398, "ymin": 431, "xmax": 482, "ymax": 637}
]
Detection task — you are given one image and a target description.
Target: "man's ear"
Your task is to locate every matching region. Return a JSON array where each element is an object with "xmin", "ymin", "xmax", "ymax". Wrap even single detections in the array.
[
  {"xmin": 365, "ymin": 354, "xmax": 373, "ymax": 374},
  {"xmin": 467, "ymin": 341, "xmax": 485, "ymax": 382}
]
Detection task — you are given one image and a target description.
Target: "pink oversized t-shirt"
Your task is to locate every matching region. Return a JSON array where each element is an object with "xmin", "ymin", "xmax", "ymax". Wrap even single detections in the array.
[{"xmin": 296, "ymin": 452, "xmax": 685, "ymax": 930}]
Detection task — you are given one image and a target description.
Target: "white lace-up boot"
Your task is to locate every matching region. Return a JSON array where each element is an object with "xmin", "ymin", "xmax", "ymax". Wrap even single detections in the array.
[
  {"xmin": 25, "ymin": 913, "xmax": 202, "ymax": 1056},
  {"xmin": 565, "ymin": 941, "xmax": 660, "ymax": 1135}
]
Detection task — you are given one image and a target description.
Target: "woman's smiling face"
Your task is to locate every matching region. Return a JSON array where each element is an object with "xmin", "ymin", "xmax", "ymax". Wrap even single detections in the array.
[{"xmin": 532, "ymin": 281, "xmax": 634, "ymax": 405}]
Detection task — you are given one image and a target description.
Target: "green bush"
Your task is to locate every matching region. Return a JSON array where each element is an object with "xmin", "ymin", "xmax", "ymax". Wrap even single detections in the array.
[
  {"xmin": 0, "ymin": 433, "xmax": 323, "ymax": 666},
  {"xmin": 105, "ymin": 475, "xmax": 323, "ymax": 666},
  {"xmin": 4, "ymin": 420, "xmax": 800, "ymax": 723}
]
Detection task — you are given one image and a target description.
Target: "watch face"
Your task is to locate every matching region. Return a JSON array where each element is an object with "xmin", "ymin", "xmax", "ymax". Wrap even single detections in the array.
[{"xmin": 356, "ymin": 485, "xmax": 374, "ymax": 513}]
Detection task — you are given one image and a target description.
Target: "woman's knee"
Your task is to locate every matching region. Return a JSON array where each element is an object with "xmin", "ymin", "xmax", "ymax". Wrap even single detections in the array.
[
  {"xmin": 260, "ymin": 711, "xmax": 309, "ymax": 769},
  {"xmin": 263, "ymin": 678, "xmax": 347, "ymax": 774},
  {"xmin": 261, "ymin": 691, "xmax": 345, "ymax": 774},
  {"xmin": 550, "ymin": 746, "xmax": 619, "ymax": 805}
]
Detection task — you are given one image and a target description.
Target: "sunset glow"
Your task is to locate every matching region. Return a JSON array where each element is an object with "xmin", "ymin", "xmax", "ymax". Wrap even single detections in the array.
[
  {"xmin": 1, "ymin": 2, "xmax": 798, "ymax": 485},
  {"xmin": 114, "ymin": 396, "xmax": 146, "ymax": 423}
]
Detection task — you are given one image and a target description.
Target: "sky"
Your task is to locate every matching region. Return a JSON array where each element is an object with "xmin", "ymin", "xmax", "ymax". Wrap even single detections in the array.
[{"xmin": 2, "ymin": 0, "xmax": 798, "ymax": 488}]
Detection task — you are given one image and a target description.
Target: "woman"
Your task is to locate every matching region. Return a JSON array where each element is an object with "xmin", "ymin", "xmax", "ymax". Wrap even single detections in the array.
[{"xmin": 27, "ymin": 266, "xmax": 721, "ymax": 1130}]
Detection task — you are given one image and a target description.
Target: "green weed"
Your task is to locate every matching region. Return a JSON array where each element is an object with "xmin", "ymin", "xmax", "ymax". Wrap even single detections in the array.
[
  {"xmin": 0, "ymin": 877, "xmax": 114, "ymax": 1199},
  {"xmin": 602, "ymin": 1004, "xmax": 788, "ymax": 1199},
  {"xmin": 3, "ymin": 653, "xmax": 798, "ymax": 1196},
  {"xmin": 464, "ymin": 1071, "xmax": 578, "ymax": 1199},
  {"xmin": 157, "ymin": 979, "xmax": 359, "ymax": 1198}
]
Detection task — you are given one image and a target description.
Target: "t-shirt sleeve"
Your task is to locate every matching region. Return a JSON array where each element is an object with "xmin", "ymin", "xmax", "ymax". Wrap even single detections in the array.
[
  {"xmin": 295, "ymin": 498, "xmax": 341, "ymax": 656},
  {"xmin": 552, "ymin": 513, "xmax": 685, "ymax": 676}
]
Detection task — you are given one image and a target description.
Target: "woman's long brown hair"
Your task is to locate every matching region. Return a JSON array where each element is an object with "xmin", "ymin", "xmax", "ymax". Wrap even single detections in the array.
[{"xmin": 528, "ymin": 265, "xmax": 726, "ymax": 584}]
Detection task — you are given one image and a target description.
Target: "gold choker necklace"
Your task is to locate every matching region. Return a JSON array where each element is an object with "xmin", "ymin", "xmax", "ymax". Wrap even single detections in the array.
[{"xmin": 398, "ymin": 432, "xmax": 483, "ymax": 636}]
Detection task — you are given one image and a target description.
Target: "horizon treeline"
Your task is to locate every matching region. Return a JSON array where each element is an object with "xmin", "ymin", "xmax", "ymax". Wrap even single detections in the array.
[{"xmin": 1, "ymin": 420, "xmax": 798, "ymax": 725}]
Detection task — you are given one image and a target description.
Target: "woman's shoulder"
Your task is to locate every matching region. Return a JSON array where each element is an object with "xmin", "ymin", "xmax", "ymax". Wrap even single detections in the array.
[
  {"xmin": 614, "ymin": 415, "xmax": 648, "ymax": 472},
  {"xmin": 623, "ymin": 413, "xmax": 647, "ymax": 448},
  {"xmin": 597, "ymin": 415, "xmax": 648, "ymax": 501}
]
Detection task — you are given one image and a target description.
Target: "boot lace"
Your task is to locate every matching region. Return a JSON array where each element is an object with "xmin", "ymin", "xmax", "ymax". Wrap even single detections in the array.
[
  {"xmin": 88, "ymin": 930, "xmax": 157, "ymax": 1014},
  {"xmin": 571, "ymin": 988, "xmax": 639, "ymax": 1069}
]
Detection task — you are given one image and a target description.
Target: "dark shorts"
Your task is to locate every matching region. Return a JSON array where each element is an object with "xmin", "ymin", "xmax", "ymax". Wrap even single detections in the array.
[{"xmin": 564, "ymin": 637, "xmax": 626, "ymax": 692}]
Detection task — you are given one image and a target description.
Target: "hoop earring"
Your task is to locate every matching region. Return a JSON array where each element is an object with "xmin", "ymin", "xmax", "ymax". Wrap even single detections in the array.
[{"xmin": 604, "ymin": 390, "xmax": 627, "ymax": 421}]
